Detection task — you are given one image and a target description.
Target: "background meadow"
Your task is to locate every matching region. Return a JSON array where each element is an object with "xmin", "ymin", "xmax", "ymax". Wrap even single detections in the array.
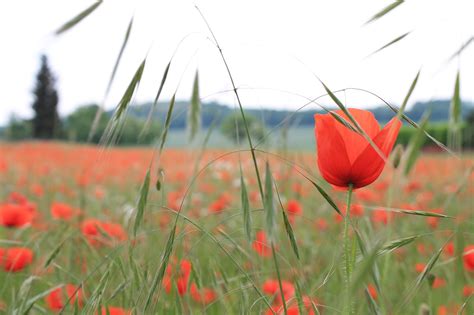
[{"xmin": 0, "ymin": 1, "xmax": 473, "ymax": 314}]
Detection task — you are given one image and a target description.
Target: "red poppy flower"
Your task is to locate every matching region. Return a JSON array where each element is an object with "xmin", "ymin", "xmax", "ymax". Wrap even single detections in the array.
[
  {"xmin": 286, "ymin": 200, "xmax": 302, "ymax": 215},
  {"xmin": 463, "ymin": 285, "xmax": 474, "ymax": 297},
  {"xmin": 372, "ymin": 209, "xmax": 390, "ymax": 225},
  {"xmin": 51, "ymin": 202, "xmax": 77, "ymax": 221},
  {"xmin": 176, "ymin": 276, "xmax": 188, "ymax": 296},
  {"xmin": 431, "ymin": 277, "xmax": 446, "ymax": 289},
  {"xmin": 45, "ymin": 284, "xmax": 83, "ymax": 311},
  {"xmin": 81, "ymin": 219, "xmax": 127, "ymax": 246},
  {"xmin": 190, "ymin": 283, "xmax": 217, "ymax": 304},
  {"xmin": 0, "ymin": 247, "xmax": 34, "ymax": 272},
  {"xmin": 314, "ymin": 109, "xmax": 401, "ymax": 189},
  {"xmin": 0, "ymin": 203, "xmax": 34, "ymax": 228},
  {"xmin": 162, "ymin": 259, "xmax": 192, "ymax": 296},
  {"xmin": 7, "ymin": 192, "xmax": 28, "ymax": 205},
  {"xmin": 315, "ymin": 218, "xmax": 328, "ymax": 230},
  {"xmin": 367, "ymin": 284, "xmax": 377, "ymax": 300},
  {"xmin": 415, "ymin": 263, "xmax": 426, "ymax": 273},
  {"xmin": 463, "ymin": 245, "xmax": 474, "ymax": 271},
  {"xmin": 444, "ymin": 242, "xmax": 454, "ymax": 256},
  {"xmin": 262, "ymin": 279, "xmax": 295, "ymax": 304},
  {"xmin": 253, "ymin": 231, "xmax": 271, "ymax": 257},
  {"xmin": 97, "ymin": 306, "xmax": 131, "ymax": 315}
]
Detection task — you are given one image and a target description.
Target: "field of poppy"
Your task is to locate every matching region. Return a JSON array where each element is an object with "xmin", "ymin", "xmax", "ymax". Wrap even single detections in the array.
[{"xmin": 0, "ymin": 108, "xmax": 473, "ymax": 315}]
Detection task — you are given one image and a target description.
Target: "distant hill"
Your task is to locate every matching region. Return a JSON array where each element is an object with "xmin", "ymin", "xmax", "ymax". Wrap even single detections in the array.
[{"xmin": 106, "ymin": 99, "xmax": 474, "ymax": 129}]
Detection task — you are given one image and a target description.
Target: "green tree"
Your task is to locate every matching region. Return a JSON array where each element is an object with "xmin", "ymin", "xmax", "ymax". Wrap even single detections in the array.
[
  {"xmin": 66, "ymin": 104, "xmax": 108, "ymax": 143},
  {"xmin": 5, "ymin": 115, "xmax": 32, "ymax": 140},
  {"xmin": 463, "ymin": 110, "xmax": 474, "ymax": 148},
  {"xmin": 220, "ymin": 112, "xmax": 265, "ymax": 144},
  {"xmin": 31, "ymin": 55, "xmax": 61, "ymax": 139}
]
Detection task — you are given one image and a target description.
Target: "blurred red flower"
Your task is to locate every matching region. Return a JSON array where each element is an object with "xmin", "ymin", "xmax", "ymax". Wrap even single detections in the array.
[
  {"xmin": 97, "ymin": 306, "xmax": 131, "ymax": 315},
  {"xmin": 163, "ymin": 259, "xmax": 192, "ymax": 296},
  {"xmin": 190, "ymin": 283, "xmax": 217, "ymax": 304},
  {"xmin": 51, "ymin": 202, "xmax": 77, "ymax": 221},
  {"xmin": 367, "ymin": 283, "xmax": 377, "ymax": 300},
  {"xmin": 372, "ymin": 209, "xmax": 390, "ymax": 225},
  {"xmin": 253, "ymin": 231, "xmax": 271, "ymax": 257},
  {"xmin": 286, "ymin": 200, "xmax": 302, "ymax": 215},
  {"xmin": 45, "ymin": 284, "xmax": 83, "ymax": 311},
  {"xmin": 0, "ymin": 203, "xmax": 34, "ymax": 228},
  {"xmin": 463, "ymin": 245, "xmax": 474, "ymax": 271},
  {"xmin": 81, "ymin": 219, "xmax": 127, "ymax": 246},
  {"xmin": 0, "ymin": 247, "xmax": 34, "ymax": 272}
]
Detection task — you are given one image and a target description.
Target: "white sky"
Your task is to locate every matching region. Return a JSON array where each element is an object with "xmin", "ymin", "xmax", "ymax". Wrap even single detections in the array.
[{"xmin": 0, "ymin": 0, "xmax": 473, "ymax": 124}]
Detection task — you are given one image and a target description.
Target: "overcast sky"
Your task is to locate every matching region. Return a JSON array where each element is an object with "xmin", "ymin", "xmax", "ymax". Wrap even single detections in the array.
[{"xmin": 0, "ymin": 0, "xmax": 473, "ymax": 124}]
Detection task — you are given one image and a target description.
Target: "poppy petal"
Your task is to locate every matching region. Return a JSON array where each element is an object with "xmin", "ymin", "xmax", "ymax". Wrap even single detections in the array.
[
  {"xmin": 333, "ymin": 109, "xmax": 380, "ymax": 163},
  {"xmin": 314, "ymin": 113, "xmax": 352, "ymax": 187},
  {"xmin": 350, "ymin": 117, "xmax": 401, "ymax": 188}
]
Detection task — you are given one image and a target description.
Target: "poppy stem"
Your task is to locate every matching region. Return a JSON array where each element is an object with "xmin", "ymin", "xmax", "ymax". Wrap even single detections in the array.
[{"xmin": 343, "ymin": 183, "xmax": 354, "ymax": 315}]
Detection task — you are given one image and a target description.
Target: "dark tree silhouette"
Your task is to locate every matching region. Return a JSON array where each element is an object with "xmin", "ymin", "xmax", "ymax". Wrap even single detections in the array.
[{"xmin": 32, "ymin": 55, "xmax": 61, "ymax": 139}]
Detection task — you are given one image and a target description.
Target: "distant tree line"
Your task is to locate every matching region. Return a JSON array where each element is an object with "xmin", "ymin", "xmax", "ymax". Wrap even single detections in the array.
[
  {"xmin": 117, "ymin": 99, "xmax": 474, "ymax": 130},
  {"xmin": 4, "ymin": 104, "xmax": 161, "ymax": 145},
  {"xmin": 2, "ymin": 55, "xmax": 161, "ymax": 145},
  {"xmin": 1, "ymin": 54, "xmax": 473, "ymax": 147}
]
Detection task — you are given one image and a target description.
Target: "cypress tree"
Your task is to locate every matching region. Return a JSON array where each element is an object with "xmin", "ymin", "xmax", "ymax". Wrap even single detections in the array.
[{"xmin": 32, "ymin": 55, "xmax": 60, "ymax": 139}]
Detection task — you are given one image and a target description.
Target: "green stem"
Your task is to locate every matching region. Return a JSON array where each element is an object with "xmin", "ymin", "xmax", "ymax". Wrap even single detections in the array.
[
  {"xmin": 343, "ymin": 184, "xmax": 353, "ymax": 315},
  {"xmin": 271, "ymin": 242, "xmax": 288, "ymax": 315}
]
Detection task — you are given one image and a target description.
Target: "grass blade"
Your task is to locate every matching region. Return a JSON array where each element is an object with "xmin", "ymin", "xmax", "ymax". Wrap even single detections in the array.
[
  {"xmin": 397, "ymin": 70, "xmax": 421, "ymax": 120},
  {"xmin": 25, "ymin": 285, "xmax": 63, "ymax": 313},
  {"xmin": 350, "ymin": 242, "xmax": 381, "ymax": 294},
  {"xmin": 113, "ymin": 58, "xmax": 146, "ymax": 122},
  {"xmin": 144, "ymin": 225, "xmax": 176, "ymax": 312},
  {"xmin": 271, "ymin": 243, "xmax": 288, "ymax": 315},
  {"xmin": 55, "ymin": 1, "xmax": 102, "ymax": 35},
  {"xmin": 134, "ymin": 168, "xmax": 151, "ymax": 237},
  {"xmin": 294, "ymin": 281, "xmax": 305, "ymax": 315},
  {"xmin": 457, "ymin": 294, "xmax": 473, "ymax": 315},
  {"xmin": 140, "ymin": 60, "xmax": 172, "ymax": 139},
  {"xmin": 377, "ymin": 235, "xmax": 418, "ymax": 256},
  {"xmin": 44, "ymin": 237, "xmax": 68, "ymax": 268},
  {"xmin": 264, "ymin": 162, "xmax": 276, "ymax": 241},
  {"xmin": 399, "ymin": 236, "xmax": 453, "ymax": 310},
  {"xmin": 448, "ymin": 71, "xmax": 462, "ymax": 150},
  {"xmin": 89, "ymin": 17, "xmax": 134, "ymax": 142},
  {"xmin": 369, "ymin": 32, "xmax": 411, "ymax": 56},
  {"xmin": 354, "ymin": 229, "xmax": 381, "ymax": 292},
  {"xmin": 403, "ymin": 109, "xmax": 430, "ymax": 175},
  {"xmin": 448, "ymin": 36, "xmax": 474, "ymax": 61},
  {"xmin": 449, "ymin": 71, "xmax": 461, "ymax": 127},
  {"xmin": 240, "ymin": 167, "xmax": 252, "ymax": 242},
  {"xmin": 296, "ymin": 171, "xmax": 341, "ymax": 216},
  {"xmin": 365, "ymin": 1, "xmax": 404, "ymax": 24},
  {"xmin": 274, "ymin": 181, "xmax": 300, "ymax": 260},
  {"xmin": 365, "ymin": 288, "xmax": 381, "ymax": 315},
  {"xmin": 158, "ymin": 94, "xmax": 176, "ymax": 153},
  {"xmin": 188, "ymin": 70, "xmax": 201, "ymax": 142},
  {"xmin": 383, "ymin": 101, "xmax": 456, "ymax": 156},
  {"xmin": 365, "ymin": 206, "xmax": 453, "ymax": 218}
]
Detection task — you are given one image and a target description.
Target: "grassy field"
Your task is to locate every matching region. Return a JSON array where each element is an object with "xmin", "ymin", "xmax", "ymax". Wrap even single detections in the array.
[
  {"xmin": 165, "ymin": 127, "xmax": 315, "ymax": 151},
  {"xmin": 0, "ymin": 141, "xmax": 472, "ymax": 314}
]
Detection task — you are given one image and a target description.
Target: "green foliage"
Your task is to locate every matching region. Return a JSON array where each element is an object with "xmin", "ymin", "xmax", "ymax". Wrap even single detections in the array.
[
  {"xmin": 463, "ymin": 110, "xmax": 474, "ymax": 148},
  {"xmin": 396, "ymin": 123, "xmax": 472, "ymax": 148},
  {"xmin": 220, "ymin": 111, "xmax": 265, "ymax": 144},
  {"xmin": 66, "ymin": 105, "xmax": 108, "ymax": 143},
  {"xmin": 5, "ymin": 115, "xmax": 32, "ymax": 140},
  {"xmin": 66, "ymin": 104, "xmax": 161, "ymax": 145}
]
